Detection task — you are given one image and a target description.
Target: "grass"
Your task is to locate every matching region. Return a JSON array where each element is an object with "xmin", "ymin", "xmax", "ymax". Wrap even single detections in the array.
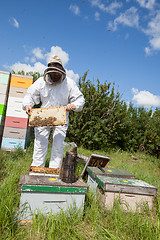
[{"xmin": 0, "ymin": 144, "xmax": 159, "ymax": 239}]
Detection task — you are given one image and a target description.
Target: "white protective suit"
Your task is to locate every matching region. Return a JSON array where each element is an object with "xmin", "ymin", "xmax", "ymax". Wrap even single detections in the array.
[{"xmin": 22, "ymin": 76, "xmax": 85, "ymax": 168}]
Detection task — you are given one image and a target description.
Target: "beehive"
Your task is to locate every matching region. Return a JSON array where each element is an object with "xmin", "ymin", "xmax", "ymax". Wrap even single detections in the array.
[
  {"xmin": 18, "ymin": 175, "xmax": 89, "ymax": 220},
  {"xmin": 1, "ymin": 74, "xmax": 33, "ymax": 150},
  {"xmin": 88, "ymin": 172, "xmax": 158, "ymax": 212},
  {"xmin": 0, "ymin": 71, "xmax": 11, "ymax": 145}
]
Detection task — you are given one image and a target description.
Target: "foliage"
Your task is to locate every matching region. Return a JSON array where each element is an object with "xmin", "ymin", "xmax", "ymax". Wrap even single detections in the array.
[
  {"xmin": 0, "ymin": 146, "xmax": 159, "ymax": 239},
  {"xmin": 67, "ymin": 72, "xmax": 160, "ymax": 158},
  {"xmin": 67, "ymin": 72, "xmax": 127, "ymax": 150},
  {"xmin": 12, "ymin": 70, "xmax": 160, "ymax": 158},
  {"xmin": 12, "ymin": 70, "xmax": 42, "ymax": 81}
]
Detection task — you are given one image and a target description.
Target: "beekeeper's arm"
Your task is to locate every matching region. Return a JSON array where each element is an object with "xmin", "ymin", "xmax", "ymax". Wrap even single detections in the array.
[
  {"xmin": 22, "ymin": 79, "xmax": 41, "ymax": 115},
  {"xmin": 67, "ymin": 79, "xmax": 85, "ymax": 112}
]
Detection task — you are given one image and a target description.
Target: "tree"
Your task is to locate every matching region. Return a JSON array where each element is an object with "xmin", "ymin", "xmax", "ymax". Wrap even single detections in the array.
[{"xmin": 67, "ymin": 72, "xmax": 125, "ymax": 150}]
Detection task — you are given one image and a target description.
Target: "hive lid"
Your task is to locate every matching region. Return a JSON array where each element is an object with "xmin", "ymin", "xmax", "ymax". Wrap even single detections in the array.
[
  {"xmin": 96, "ymin": 175, "xmax": 158, "ymax": 196},
  {"xmin": 19, "ymin": 175, "xmax": 89, "ymax": 193},
  {"xmin": 87, "ymin": 166, "xmax": 135, "ymax": 179},
  {"xmin": 80, "ymin": 154, "xmax": 110, "ymax": 178}
]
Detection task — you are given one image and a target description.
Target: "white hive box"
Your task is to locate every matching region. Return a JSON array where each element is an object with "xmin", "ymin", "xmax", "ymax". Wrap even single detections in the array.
[
  {"xmin": 9, "ymin": 86, "xmax": 27, "ymax": 98},
  {"xmin": 18, "ymin": 175, "xmax": 88, "ymax": 220}
]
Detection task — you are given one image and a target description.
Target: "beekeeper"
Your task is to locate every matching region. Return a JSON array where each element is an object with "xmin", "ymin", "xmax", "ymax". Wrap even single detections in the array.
[{"xmin": 22, "ymin": 55, "xmax": 85, "ymax": 169}]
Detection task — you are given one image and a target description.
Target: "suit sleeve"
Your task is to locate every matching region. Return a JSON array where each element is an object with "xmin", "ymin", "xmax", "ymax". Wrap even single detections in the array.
[
  {"xmin": 69, "ymin": 80, "xmax": 85, "ymax": 112},
  {"xmin": 22, "ymin": 79, "xmax": 41, "ymax": 110}
]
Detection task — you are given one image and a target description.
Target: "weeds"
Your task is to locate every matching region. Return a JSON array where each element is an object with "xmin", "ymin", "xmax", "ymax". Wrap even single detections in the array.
[{"xmin": 0, "ymin": 146, "xmax": 159, "ymax": 239}]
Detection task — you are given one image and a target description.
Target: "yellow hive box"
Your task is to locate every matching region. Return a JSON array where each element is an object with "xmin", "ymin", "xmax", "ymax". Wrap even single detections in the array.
[{"xmin": 10, "ymin": 74, "xmax": 33, "ymax": 88}]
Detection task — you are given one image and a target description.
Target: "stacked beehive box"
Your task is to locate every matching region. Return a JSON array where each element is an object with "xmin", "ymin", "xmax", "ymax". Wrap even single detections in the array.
[
  {"xmin": 1, "ymin": 74, "xmax": 33, "ymax": 150},
  {"xmin": 87, "ymin": 166, "xmax": 158, "ymax": 212},
  {"xmin": 0, "ymin": 71, "xmax": 11, "ymax": 144}
]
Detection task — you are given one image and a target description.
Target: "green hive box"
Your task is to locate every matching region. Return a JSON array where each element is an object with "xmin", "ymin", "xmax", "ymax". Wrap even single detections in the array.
[
  {"xmin": 0, "ymin": 105, "xmax": 6, "ymax": 116},
  {"xmin": 87, "ymin": 166, "xmax": 135, "ymax": 195},
  {"xmin": 18, "ymin": 175, "xmax": 89, "ymax": 220}
]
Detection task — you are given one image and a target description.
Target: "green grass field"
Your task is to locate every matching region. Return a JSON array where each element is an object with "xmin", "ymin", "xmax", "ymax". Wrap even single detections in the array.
[{"xmin": 0, "ymin": 144, "xmax": 159, "ymax": 240}]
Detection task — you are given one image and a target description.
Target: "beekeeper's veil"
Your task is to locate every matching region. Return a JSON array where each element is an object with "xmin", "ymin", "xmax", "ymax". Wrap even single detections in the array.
[{"xmin": 44, "ymin": 55, "xmax": 66, "ymax": 85}]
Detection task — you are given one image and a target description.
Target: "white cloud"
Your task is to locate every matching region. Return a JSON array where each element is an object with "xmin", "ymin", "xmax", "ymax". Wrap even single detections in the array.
[
  {"xmin": 10, "ymin": 62, "xmax": 46, "ymax": 74},
  {"xmin": 109, "ymin": 7, "xmax": 139, "ymax": 31},
  {"xmin": 143, "ymin": 12, "xmax": 160, "ymax": 54},
  {"xmin": 90, "ymin": 0, "xmax": 122, "ymax": 15},
  {"xmin": 32, "ymin": 47, "xmax": 45, "ymax": 60},
  {"xmin": 69, "ymin": 5, "xmax": 80, "ymax": 15},
  {"xmin": 132, "ymin": 88, "xmax": 139, "ymax": 95},
  {"xmin": 136, "ymin": 0, "xmax": 155, "ymax": 10},
  {"xmin": 95, "ymin": 12, "xmax": 100, "ymax": 21},
  {"xmin": 9, "ymin": 17, "xmax": 19, "ymax": 28},
  {"xmin": 7, "ymin": 45, "xmax": 79, "ymax": 81},
  {"xmin": 145, "ymin": 46, "xmax": 151, "ymax": 55},
  {"xmin": 149, "ymin": 36, "xmax": 160, "ymax": 50},
  {"xmin": 132, "ymin": 88, "xmax": 160, "ymax": 107},
  {"xmin": 144, "ymin": 12, "xmax": 160, "ymax": 37},
  {"xmin": 45, "ymin": 46, "xmax": 69, "ymax": 66},
  {"xmin": 66, "ymin": 70, "xmax": 79, "ymax": 82}
]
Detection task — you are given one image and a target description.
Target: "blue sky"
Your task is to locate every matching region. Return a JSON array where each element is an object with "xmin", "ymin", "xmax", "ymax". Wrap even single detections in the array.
[{"xmin": 0, "ymin": 0, "xmax": 160, "ymax": 108}]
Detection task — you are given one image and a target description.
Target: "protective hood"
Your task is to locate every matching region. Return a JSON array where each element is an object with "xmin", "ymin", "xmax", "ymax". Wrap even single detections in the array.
[
  {"xmin": 44, "ymin": 67, "xmax": 66, "ymax": 86},
  {"xmin": 44, "ymin": 55, "xmax": 66, "ymax": 86}
]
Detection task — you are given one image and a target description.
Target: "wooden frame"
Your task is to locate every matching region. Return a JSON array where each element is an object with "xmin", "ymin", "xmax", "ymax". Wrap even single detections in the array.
[{"xmin": 29, "ymin": 106, "xmax": 67, "ymax": 127}]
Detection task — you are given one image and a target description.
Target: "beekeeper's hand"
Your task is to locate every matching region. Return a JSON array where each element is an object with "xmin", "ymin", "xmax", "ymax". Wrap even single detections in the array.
[
  {"xmin": 66, "ymin": 104, "xmax": 76, "ymax": 111},
  {"xmin": 25, "ymin": 105, "xmax": 32, "ymax": 116}
]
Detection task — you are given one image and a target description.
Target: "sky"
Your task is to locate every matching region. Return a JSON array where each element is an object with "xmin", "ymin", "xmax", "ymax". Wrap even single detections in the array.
[{"xmin": 0, "ymin": 0, "xmax": 160, "ymax": 109}]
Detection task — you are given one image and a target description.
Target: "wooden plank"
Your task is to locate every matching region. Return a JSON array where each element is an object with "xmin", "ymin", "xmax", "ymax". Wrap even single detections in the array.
[
  {"xmin": 29, "ymin": 166, "xmax": 60, "ymax": 175},
  {"xmin": 29, "ymin": 106, "xmax": 67, "ymax": 127}
]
